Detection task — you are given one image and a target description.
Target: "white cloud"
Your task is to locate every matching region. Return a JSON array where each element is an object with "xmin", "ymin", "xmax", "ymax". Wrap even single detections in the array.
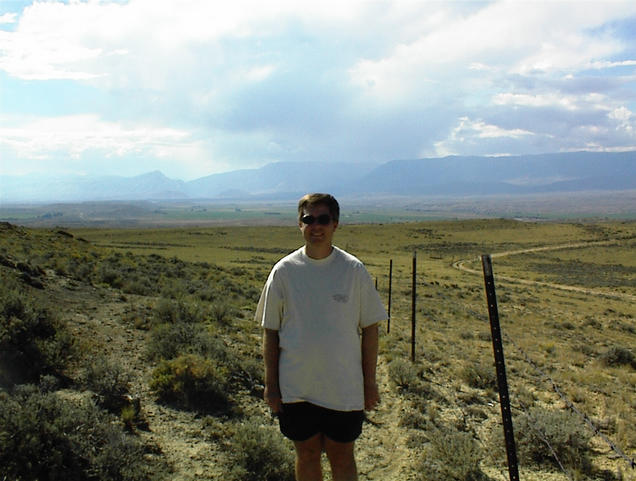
[
  {"xmin": 586, "ymin": 60, "xmax": 636, "ymax": 70},
  {"xmin": 0, "ymin": 114, "xmax": 192, "ymax": 161},
  {"xmin": 609, "ymin": 106, "xmax": 634, "ymax": 133},
  {"xmin": 243, "ymin": 65, "xmax": 276, "ymax": 84},
  {"xmin": 451, "ymin": 116, "xmax": 534, "ymax": 141},
  {"xmin": 0, "ymin": 0, "xmax": 374, "ymax": 83},
  {"xmin": 492, "ymin": 92, "xmax": 612, "ymax": 112},
  {"xmin": 433, "ymin": 116, "xmax": 535, "ymax": 157},
  {"xmin": 0, "ymin": 12, "xmax": 17, "ymax": 24},
  {"xmin": 348, "ymin": 1, "xmax": 636, "ymax": 104}
]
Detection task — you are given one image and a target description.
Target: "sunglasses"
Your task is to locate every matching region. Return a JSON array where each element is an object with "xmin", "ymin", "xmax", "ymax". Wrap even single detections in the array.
[{"xmin": 301, "ymin": 214, "xmax": 332, "ymax": 225}]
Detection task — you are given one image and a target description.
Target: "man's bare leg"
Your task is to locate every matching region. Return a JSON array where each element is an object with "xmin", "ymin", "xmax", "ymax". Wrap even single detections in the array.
[
  {"xmin": 324, "ymin": 437, "xmax": 357, "ymax": 481},
  {"xmin": 293, "ymin": 433, "xmax": 323, "ymax": 481}
]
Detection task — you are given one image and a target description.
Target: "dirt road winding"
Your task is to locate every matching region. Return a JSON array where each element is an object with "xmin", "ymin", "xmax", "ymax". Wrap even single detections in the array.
[{"xmin": 452, "ymin": 239, "xmax": 636, "ymax": 302}]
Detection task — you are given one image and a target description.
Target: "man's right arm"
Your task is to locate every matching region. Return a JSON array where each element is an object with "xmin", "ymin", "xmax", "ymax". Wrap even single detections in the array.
[{"xmin": 263, "ymin": 328, "xmax": 282, "ymax": 413}]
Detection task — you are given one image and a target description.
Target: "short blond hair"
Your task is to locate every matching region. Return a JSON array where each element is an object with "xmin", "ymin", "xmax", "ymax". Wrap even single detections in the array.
[{"xmin": 297, "ymin": 193, "xmax": 340, "ymax": 223}]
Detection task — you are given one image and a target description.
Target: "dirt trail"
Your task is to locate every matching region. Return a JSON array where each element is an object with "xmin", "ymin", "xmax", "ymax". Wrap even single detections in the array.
[
  {"xmin": 52, "ymin": 272, "xmax": 413, "ymax": 480},
  {"xmin": 452, "ymin": 239, "xmax": 636, "ymax": 302},
  {"xmin": 356, "ymin": 361, "xmax": 417, "ymax": 480},
  {"xmin": 50, "ymin": 275, "xmax": 226, "ymax": 480}
]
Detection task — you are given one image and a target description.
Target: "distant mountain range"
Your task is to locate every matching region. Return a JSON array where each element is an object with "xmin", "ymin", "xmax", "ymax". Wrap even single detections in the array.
[{"xmin": 1, "ymin": 151, "xmax": 634, "ymax": 203}]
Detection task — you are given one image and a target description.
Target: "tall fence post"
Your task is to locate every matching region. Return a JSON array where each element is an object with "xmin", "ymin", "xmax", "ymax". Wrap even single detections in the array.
[
  {"xmin": 387, "ymin": 259, "xmax": 393, "ymax": 334},
  {"xmin": 411, "ymin": 251, "xmax": 416, "ymax": 362},
  {"xmin": 481, "ymin": 254, "xmax": 520, "ymax": 481}
]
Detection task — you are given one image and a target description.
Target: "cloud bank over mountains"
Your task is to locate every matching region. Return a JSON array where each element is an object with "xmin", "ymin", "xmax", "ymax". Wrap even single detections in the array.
[{"xmin": 0, "ymin": 1, "xmax": 636, "ymax": 181}]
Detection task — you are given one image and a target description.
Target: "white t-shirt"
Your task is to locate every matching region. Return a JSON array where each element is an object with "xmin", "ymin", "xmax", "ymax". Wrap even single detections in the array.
[{"xmin": 255, "ymin": 245, "xmax": 387, "ymax": 411}]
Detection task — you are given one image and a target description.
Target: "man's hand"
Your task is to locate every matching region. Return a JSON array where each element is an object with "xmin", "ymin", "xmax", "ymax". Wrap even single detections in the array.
[
  {"xmin": 264, "ymin": 384, "xmax": 283, "ymax": 414},
  {"xmin": 364, "ymin": 382, "xmax": 380, "ymax": 411}
]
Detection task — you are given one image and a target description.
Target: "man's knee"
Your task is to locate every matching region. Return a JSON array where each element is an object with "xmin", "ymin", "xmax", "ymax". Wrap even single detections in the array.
[
  {"xmin": 324, "ymin": 438, "xmax": 355, "ymax": 465},
  {"xmin": 325, "ymin": 439, "xmax": 357, "ymax": 481},
  {"xmin": 294, "ymin": 434, "xmax": 323, "ymax": 462}
]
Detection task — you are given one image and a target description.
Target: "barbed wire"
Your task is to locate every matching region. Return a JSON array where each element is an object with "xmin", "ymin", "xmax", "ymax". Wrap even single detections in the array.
[
  {"xmin": 429, "ymin": 375, "xmax": 510, "ymax": 481},
  {"xmin": 513, "ymin": 399, "xmax": 575, "ymax": 481},
  {"xmin": 476, "ymin": 437, "xmax": 512, "ymax": 481},
  {"xmin": 459, "ymin": 305, "xmax": 635, "ymax": 471},
  {"xmin": 504, "ymin": 333, "xmax": 636, "ymax": 470},
  {"xmin": 383, "ymin": 264, "xmax": 635, "ymax": 475}
]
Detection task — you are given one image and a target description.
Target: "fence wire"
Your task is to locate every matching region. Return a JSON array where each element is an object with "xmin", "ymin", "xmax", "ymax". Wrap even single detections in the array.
[
  {"xmin": 462, "ymin": 305, "xmax": 634, "ymax": 476},
  {"xmin": 513, "ymin": 400, "xmax": 575, "ymax": 481},
  {"xmin": 386, "ymin": 264, "xmax": 635, "ymax": 476},
  {"xmin": 432, "ymin": 375, "xmax": 510, "ymax": 481},
  {"xmin": 504, "ymin": 332, "xmax": 636, "ymax": 471}
]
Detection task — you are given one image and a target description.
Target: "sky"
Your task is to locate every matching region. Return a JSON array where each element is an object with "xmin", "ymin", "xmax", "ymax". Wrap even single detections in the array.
[{"xmin": 0, "ymin": 0, "xmax": 635, "ymax": 181}]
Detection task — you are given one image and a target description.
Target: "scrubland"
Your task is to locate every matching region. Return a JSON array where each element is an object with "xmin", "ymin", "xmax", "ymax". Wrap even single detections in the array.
[{"xmin": 1, "ymin": 218, "xmax": 634, "ymax": 480}]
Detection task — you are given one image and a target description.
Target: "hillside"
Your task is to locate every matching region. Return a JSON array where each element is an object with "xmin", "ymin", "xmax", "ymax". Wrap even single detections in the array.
[{"xmin": 1, "ymin": 220, "xmax": 635, "ymax": 480}]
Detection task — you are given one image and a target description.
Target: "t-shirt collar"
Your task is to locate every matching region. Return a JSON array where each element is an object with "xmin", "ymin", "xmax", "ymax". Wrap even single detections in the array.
[{"xmin": 301, "ymin": 245, "xmax": 338, "ymax": 265}]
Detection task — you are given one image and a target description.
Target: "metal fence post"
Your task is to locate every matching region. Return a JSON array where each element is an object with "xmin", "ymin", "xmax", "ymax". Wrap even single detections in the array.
[
  {"xmin": 388, "ymin": 259, "xmax": 393, "ymax": 334},
  {"xmin": 411, "ymin": 251, "xmax": 416, "ymax": 362},
  {"xmin": 481, "ymin": 254, "xmax": 520, "ymax": 481}
]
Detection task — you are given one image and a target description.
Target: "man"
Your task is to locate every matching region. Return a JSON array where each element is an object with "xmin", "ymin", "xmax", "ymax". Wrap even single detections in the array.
[{"xmin": 255, "ymin": 193, "xmax": 387, "ymax": 481}]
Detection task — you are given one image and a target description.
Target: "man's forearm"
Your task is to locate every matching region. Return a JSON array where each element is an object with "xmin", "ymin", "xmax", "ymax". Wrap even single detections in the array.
[
  {"xmin": 263, "ymin": 328, "xmax": 282, "ymax": 412},
  {"xmin": 263, "ymin": 328, "xmax": 280, "ymax": 388},
  {"xmin": 361, "ymin": 323, "xmax": 380, "ymax": 410},
  {"xmin": 361, "ymin": 323, "xmax": 378, "ymax": 383}
]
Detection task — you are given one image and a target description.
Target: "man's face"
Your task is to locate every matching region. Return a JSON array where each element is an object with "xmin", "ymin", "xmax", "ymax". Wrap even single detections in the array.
[{"xmin": 299, "ymin": 203, "xmax": 338, "ymax": 247}]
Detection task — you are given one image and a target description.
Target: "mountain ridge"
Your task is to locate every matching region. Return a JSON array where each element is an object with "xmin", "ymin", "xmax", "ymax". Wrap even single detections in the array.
[{"xmin": 1, "ymin": 151, "xmax": 634, "ymax": 203}]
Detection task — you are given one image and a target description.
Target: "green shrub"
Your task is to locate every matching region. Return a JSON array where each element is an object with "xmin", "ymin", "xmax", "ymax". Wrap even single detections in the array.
[
  {"xmin": 461, "ymin": 361, "xmax": 497, "ymax": 390},
  {"xmin": 96, "ymin": 264, "xmax": 124, "ymax": 288},
  {"xmin": 388, "ymin": 359, "xmax": 437, "ymax": 398},
  {"xmin": 81, "ymin": 356, "xmax": 131, "ymax": 413},
  {"xmin": 211, "ymin": 302, "xmax": 234, "ymax": 324},
  {"xmin": 216, "ymin": 418, "xmax": 295, "ymax": 481},
  {"xmin": 152, "ymin": 298, "xmax": 203, "ymax": 325},
  {"xmin": 416, "ymin": 426, "xmax": 490, "ymax": 481},
  {"xmin": 399, "ymin": 407, "xmax": 429, "ymax": 430},
  {"xmin": 514, "ymin": 406, "xmax": 592, "ymax": 473},
  {"xmin": 147, "ymin": 321, "xmax": 228, "ymax": 361},
  {"xmin": 389, "ymin": 359, "xmax": 418, "ymax": 390},
  {"xmin": 0, "ymin": 384, "xmax": 166, "ymax": 481},
  {"xmin": 0, "ymin": 282, "xmax": 73, "ymax": 387},
  {"xmin": 600, "ymin": 346, "xmax": 635, "ymax": 368},
  {"xmin": 122, "ymin": 276, "xmax": 153, "ymax": 295},
  {"xmin": 149, "ymin": 354, "xmax": 230, "ymax": 413}
]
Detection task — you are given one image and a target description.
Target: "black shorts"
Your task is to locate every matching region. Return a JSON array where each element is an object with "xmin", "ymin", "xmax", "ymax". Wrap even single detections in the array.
[{"xmin": 278, "ymin": 402, "xmax": 364, "ymax": 443}]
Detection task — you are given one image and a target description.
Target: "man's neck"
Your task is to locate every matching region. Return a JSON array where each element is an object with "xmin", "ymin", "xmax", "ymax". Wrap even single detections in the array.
[{"xmin": 305, "ymin": 243, "xmax": 333, "ymax": 260}]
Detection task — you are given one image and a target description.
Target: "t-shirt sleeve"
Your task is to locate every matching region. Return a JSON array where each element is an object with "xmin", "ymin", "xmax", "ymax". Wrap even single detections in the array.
[
  {"xmin": 254, "ymin": 270, "xmax": 284, "ymax": 330},
  {"xmin": 358, "ymin": 266, "xmax": 388, "ymax": 329}
]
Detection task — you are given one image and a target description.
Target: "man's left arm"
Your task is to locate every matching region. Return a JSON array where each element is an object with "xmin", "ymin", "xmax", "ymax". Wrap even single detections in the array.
[{"xmin": 361, "ymin": 323, "xmax": 379, "ymax": 411}]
